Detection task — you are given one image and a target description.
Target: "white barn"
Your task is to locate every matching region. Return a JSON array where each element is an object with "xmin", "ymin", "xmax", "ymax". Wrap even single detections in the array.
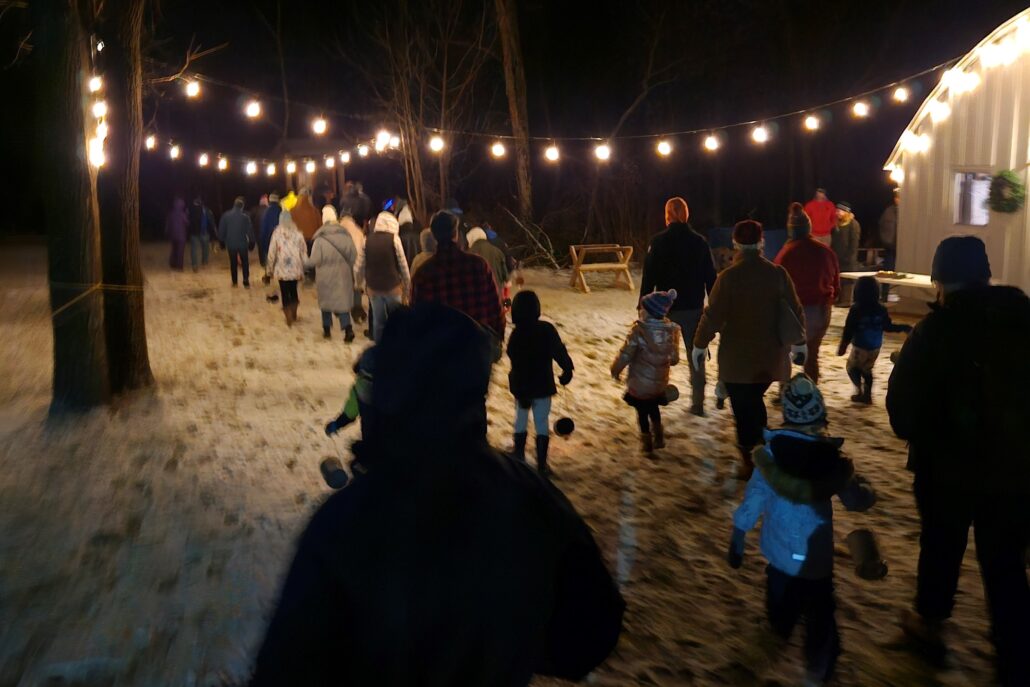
[{"xmin": 884, "ymin": 8, "xmax": 1030, "ymax": 293}]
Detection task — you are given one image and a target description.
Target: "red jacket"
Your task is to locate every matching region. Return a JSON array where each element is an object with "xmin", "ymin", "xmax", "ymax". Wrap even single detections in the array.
[
  {"xmin": 774, "ymin": 238, "xmax": 841, "ymax": 307},
  {"xmin": 803, "ymin": 199, "xmax": 837, "ymax": 238}
]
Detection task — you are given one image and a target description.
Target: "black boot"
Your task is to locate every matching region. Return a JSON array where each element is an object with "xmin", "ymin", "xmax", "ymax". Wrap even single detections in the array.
[
  {"xmin": 653, "ymin": 419, "xmax": 665, "ymax": 449},
  {"xmin": 737, "ymin": 446, "xmax": 755, "ymax": 480},
  {"xmin": 323, "ymin": 326, "xmax": 332, "ymax": 339},
  {"xmin": 536, "ymin": 435, "xmax": 551, "ymax": 477},
  {"xmin": 512, "ymin": 432, "xmax": 527, "ymax": 461},
  {"xmin": 344, "ymin": 325, "xmax": 355, "ymax": 343}
]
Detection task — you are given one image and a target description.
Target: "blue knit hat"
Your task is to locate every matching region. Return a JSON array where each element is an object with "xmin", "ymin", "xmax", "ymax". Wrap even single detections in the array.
[
  {"xmin": 641, "ymin": 289, "xmax": 677, "ymax": 318},
  {"xmin": 931, "ymin": 235, "xmax": 992, "ymax": 285}
]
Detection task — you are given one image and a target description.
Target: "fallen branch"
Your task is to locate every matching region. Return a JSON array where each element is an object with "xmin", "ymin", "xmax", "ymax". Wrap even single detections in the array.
[{"xmin": 501, "ymin": 205, "xmax": 561, "ymax": 271}]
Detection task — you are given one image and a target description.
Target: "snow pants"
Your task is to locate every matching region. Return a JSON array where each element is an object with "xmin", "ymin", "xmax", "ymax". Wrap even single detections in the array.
[{"xmin": 766, "ymin": 566, "xmax": 840, "ymax": 683}]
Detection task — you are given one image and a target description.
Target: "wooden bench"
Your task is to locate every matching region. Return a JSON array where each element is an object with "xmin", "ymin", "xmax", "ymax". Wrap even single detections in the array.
[{"xmin": 569, "ymin": 244, "xmax": 634, "ymax": 293}]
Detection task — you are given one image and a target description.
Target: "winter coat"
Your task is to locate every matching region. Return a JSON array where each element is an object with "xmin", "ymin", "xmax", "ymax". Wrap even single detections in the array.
[
  {"xmin": 187, "ymin": 201, "xmax": 212, "ymax": 238},
  {"xmin": 165, "ymin": 199, "xmax": 188, "ymax": 243},
  {"xmin": 259, "ymin": 202, "xmax": 282, "ymax": 257},
  {"xmin": 291, "ymin": 195, "xmax": 322, "ymax": 242},
  {"xmin": 694, "ymin": 250, "xmax": 805, "ymax": 384},
  {"xmin": 839, "ymin": 302, "xmax": 910, "ymax": 352},
  {"xmin": 831, "ymin": 219, "xmax": 861, "ymax": 272},
  {"xmin": 397, "ymin": 204, "xmax": 419, "ymax": 267},
  {"xmin": 639, "ymin": 222, "xmax": 717, "ymax": 312},
  {"xmin": 733, "ymin": 428, "xmax": 875, "ymax": 580},
  {"xmin": 507, "ymin": 295, "xmax": 573, "ymax": 401},
  {"xmin": 611, "ymin": 317, "xmax": 681, "ymax": 400},
  {"xmin": 249, "ymin": 204, "xmax": 267, "ymax": 239},
  {"xmin": 774, "ymin": 237, "xmax": 841, "ymax": 307},
  {"xmin": 305, "ymin": 221, "xmax": 357, "ymax": 313},
  {"xmin": 803, "ymin": 199, "xmax": 837, "ymax": 239},
  {"xmin": 217, "ymin": 205, "xmax": 255, "ymax": 252},
  {"xmin": 357, "ymin": 212, "xmax": 411, "ymax": 297},
  {"xmin": 878, "ymin": 205, "xmax": 898, "ymax": 250},
  {"xmin": 887, "ymin": 285, "xmax": 1030, "ymax": 498},
  {"xmin": 469, "ymin": 230, "xmax": 510, "ymax": 294},
  {"xmin": 265, "ymin": 212, "xmax": 308, "ymax": 281}
]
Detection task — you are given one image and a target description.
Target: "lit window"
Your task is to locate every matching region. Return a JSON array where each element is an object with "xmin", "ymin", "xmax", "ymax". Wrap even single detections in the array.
[{"xmin": 953, "ymin": 172, "xmax": 991, "ymax": 226}]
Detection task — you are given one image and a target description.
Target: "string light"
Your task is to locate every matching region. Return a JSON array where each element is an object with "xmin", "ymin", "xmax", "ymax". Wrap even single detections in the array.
[
  {"xmin": 594, "ymin": 143, "xmax": 611, "ymax": 161},
  {"xmin": 169, "ymin": 144, "xmax": 181, "ymax": 160},
  {"xmin": 889, "ymin": 167, "xmax": 905, "ymax": 184},
  {"xmin": 852, "ymin": 101, "xmax": 871, "ymax": 118},
  {"xmin": 285, "ymin": 161, "xmax": 297, "ymax": 174},
  {"xmin": 245, "ymin": 100, "xmax": 261, "ymax": 118},
  {"xmin": 305, "ymin": 160, "xmax": 316, "ymax": 173},
  {"xmin": 340, "ymin": 151, "xmax": 351, "ymax": 164},
  {"xmin": 184, "ymin": 80, "xmax": 200, "ymax": 98},
  {"xmin": 92, "ymin": 101, "xmax": 107, "ymax": 118},
  {"xmin": 312, "ymin": 117, "xmax": 328, "ymax": 135},
  {"xmin": 144, "ymin": 134, "xmax": 156, "ymax": 150},
  {"xmin": 429, "ymin": 135, "xmax": 445, "ymax": 153},
  {"xmin": 656, "ymin": 140, "xmax": 672, "ymax": 156},
  {"xmin": 928, "ymin": 99, "xmax": 951, "ymax": 123},
  {"xmin": 357, "ymin": 144, "xmax": 369, "ymax": 157},
  {"xmin": 389, "ymin": 135, "xmax": 400, "ymax": 148},
  {"xmin": 490, "ymin": 141, "xmax": 506, "ymax": 158},
  {"xmin": 245, "ymin": 161, "xmax": 257, "ymax": 175},
  {"xmin": 88, "ymin": 138, "xmax": 105, "ymax": 168},
  {"xmin": 95, "ymin": 121, "xmax": 109, "ymax": 140},
  {"xmin": 544, "ymin": 144, "xmax": 560, "ymax": 162},
  {"xmin": 375, "ymin": 130, "xmax": 391, "ymax": 148},
  {"xmin": 900, "ymin": 130, "xmax": 931, "ymax": 154},
  {"xmin": 942, "ymin": 68, "xmax": 980, "ymax": 94},
  {"xmin": 751, "ymin": 125, "xmax": 769, "ymax": 144},
  {"xmin": 892, "ymin": 86, "xmax": 910, "ymax": 103},
  {"xmin": 803, "ymin": 114, "xmax": 821, "ymax": 131},
  {"xmin": 325, "ymin": 156, "xmax": 335, "ymax": 169},
  {"xmin": 266, "ymin": 163, "xmax": 276, "ymax": 176},
  {"xmin": 88, "ymin": 76, "xmax": 102, "ymax": 93},
  {"xmin": 198, "ymin": 152, "xmax": 209, "ymax": 167},
  {"xmin": 217, "ymin": 157, "xmax": 228, "ymax": 171},
  {"xmin": 703, "ymin": 134, "xmax": 720, "ymax": 151}
]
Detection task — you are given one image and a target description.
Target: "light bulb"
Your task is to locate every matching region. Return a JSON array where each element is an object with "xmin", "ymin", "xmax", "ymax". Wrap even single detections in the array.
[
  {"xmin": 491, "ymin": 141, "xmax": 506, "ymax": 158},
  {"xmin": 340, "ymin": 151, "xmax": 351, "ymax": 164},
  {"xmin": 285, "ymin": 161, "xmax": 297, "ymax": 174},
  {"xmin": 325, "ymin": 156, "xmax": 335, "ymax": 169},
  {"xmin": 245, "ymin": 161, "xmax": 257, "ymax": 175},
  {"xmin": 169, "ymin": 144, "xmax": 180, "ymax": 160},
  {"xmin": 544, "ymin": 145, "xmax": 559, "ymax": 162},
  {"xmin": 245, "ymin": 100, "xmax": 261, "ymax": 118},
  {"xmin": 312, "ymin": 117, "xmax": 327, "ymax": 135},
  {"xmin": 198, "ymin": 152, "xmax": 209, "ymax": 167},
  {"xmin": 429, "ymin": 135, "xmax": 445, "ymax": 153},
  {"xmin": 92, "ymin": 101, "xmax": 107, "ymax": 118},
  {"xmin": 305, "ymin": 160, "xmax": 316, "ymax": 173},
  {"xmin": 357, "ymin": 145, "xmax": 369, "ymax": 157},
  {"xmin": 376, "ymin": 130, "xmax": 391, "ymax": 147},
  {"xmin": 217, "ymin": 157, "xmax": 228, "ymax": 171},
  {"xmin": 88, "ymin": 138, "xmax": 105, "ymax": 167},
  {"xmin": 889, "ymin": 167, "xmax": 905, "ymax": 184},
  {"xmin": 892, "ymin": 86, "xmax": 910, "ymax": 103},
  {"xmin": 185, "ymin": 81, "xmax": 200, "ymax": 98},
  {"xmin": 751, "ymin": 126, "xmax": 769, "ymax": 144},
  {"xmin": 594, "ymin": 144, "xmax": 611, "ymax": 161},
  {"xmin": 95, "ymin": 121, "xmax": 108, "ymax": 140},
  {"xmin": 144, "ymin": 134, "xmax": 156, "ymax": 150},
  {"xmin": 656, "ymin": 140, "xmax": 672, "ymax": 156},
  {"xmin": 804, "ymin": 115, "xmax": 820, "ymax": 131},
  {"xmin": 389, "ymin": 135, "xmax": 400, "ymax": 148},
  {"xmin": 703, "ymin": 135, "xmax": 720, "ymax": 151},
  {"xmin": 88, "ymin": 76, "xmax": 102, "ymax": 93},
  {"xmin": 96, "ymin": 40, "xmax": 105, "ymax": 52},
  {"xmin": 852, "ymin": 101, "xmax": 870, "ymax": 118},
  {"xmin": 266, "ymin": 163, "xmax": 276, "ymax": 176},
  {"xmin": 928, "ymin": 100, "xmax": 951, "ymax": 124}
]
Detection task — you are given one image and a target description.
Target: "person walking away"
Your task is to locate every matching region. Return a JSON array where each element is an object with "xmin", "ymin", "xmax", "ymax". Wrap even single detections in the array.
[
  {"xmin": 395, "ymin": 198, "xmax": 419, "ymax": 266},
  {"xmin": 774, "ymin": 203, "xmax": 840, "ymax": 383},
  {"xmin": 639, "ymin": 196, "xmax": 717, "ymax": 416},
  {"xmin": 411, "ymin": 211, "xmax": 506, "ymax": 352},
  {"xmin": 410, "ymin": 228, "xmax": 436, "ymax": 277},
  {"xmin": 837, "ymin": 276, "xmax": 911, "ymax": 403},
  {"xmin": 485, "ymin": 223, "xmax": 519, "ymax": 303},
  {"xmin": 306, "ymin": 206, "xmax": 357, "ymax": 342},
  {"xmin": 356, "ymin": 210, "xmax": 411, "ymax": 342},
  {"xmin": 354, "ymin": 182, "xmax": 373, "ymax": 231},
  {"xmin": 467, "ymin": 226, "xmax": 510, "ymax": 297},
  {"xmin": 506, "ymin": 291, "xmax": 574, "ymax": 476},
  {"xmin": 250, "ymin": 304, "xmax": 624, "ymax": 686},
  {"xmin": 803, "ymin": 188, "xmax": 836, "ymax": 246},
  {"xmin": 292, "ymin": 187, "xmax": 322, "ymax": 253},
  {"xmin": 265, "ymin": 209, "xmax": 308, "ymax": 326},
  {"xmin": 249, "ymin": 194, "xmax": 268, "ymax": 245},
  {"xmin": 692, "ymin": 220, "xmax": 807, "ymax": 479},
  {"xmin": 832, "ymin": 201, "xmax": 861, "ymax": 304},
  {"xmin": 728, "ymin": 374, "xmax": 876, "ymax": 687},
  {"xmin": 878, "ymin": 189, "xmax": 900, "ymax": 301},
  {"xmin": 187, "ymin": 195, "xmax": 212, "ymax": 271},
  {"xmin": 165, "ymin": 196, "xmax": 188, "ymax": 271},
  {"xmin": 217, "ymin": 196, "xmax": 256, "ymax": 288},
  {"xmin": 886, "ymin": 236, "xmax": 1030, "ymax": 686},
  {"xmin": 259, "ymin": 193, "xmax": 282, "ymax": 267},
  {"xmin": 611, "ymin": 290, "xmax": 681, "ymax": 456},
  {"xmin": 444, "ymin": 197, "xmax": 470, "ymax": 250},
  {"xmin": 339, "ymin": 212, "xmax": 367, "ymax": 326}
]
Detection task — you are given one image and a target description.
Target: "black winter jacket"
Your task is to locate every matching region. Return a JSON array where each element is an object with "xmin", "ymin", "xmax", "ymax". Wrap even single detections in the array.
[
  {"xmin": 887, "ymin": 285, "xmax": 1030, "ymax": 497},
  {"xmin": 639, "ymin": 222, "xmax": 717, "ymax": 311},
  {"xmin": 507, "ymin": 320, "xmax": 574, "ymax": 401}
]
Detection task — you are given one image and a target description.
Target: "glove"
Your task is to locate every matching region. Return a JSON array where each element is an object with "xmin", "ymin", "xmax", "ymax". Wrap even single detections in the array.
[
  {"xmin": 727, "ymin": 527, "xmax": 746, "ymax": 569},
  {"xmin": 324, "ymin": 420, "xmax": 339, "ymax": 436},
  {"xmin": 791, "ymin": 343, "xmax": 808, "ymax": 366},
  {"xmin": 558, "ymin": 369, "xmax": 573, "ymax": 386},
  {"xmin": 691, "ymin": 346, "xmax": 708, "ymax": 371}
]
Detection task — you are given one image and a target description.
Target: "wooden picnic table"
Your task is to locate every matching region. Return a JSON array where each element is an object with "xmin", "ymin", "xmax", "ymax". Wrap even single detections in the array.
[
  {"xmin": 840, "ymin": 271, "xmax": 935, "ymax": 290},
  {"xmin": 569, "ymin": 244, "xmax": 634, "ymax": 293}
]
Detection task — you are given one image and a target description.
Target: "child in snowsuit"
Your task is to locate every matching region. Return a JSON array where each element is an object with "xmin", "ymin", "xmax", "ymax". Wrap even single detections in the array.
[
  {"xmin": 321, "ymin": 346, "xmax": 376, "ymax": 488},
  {"xmin": 506, "ymin": 291, "xmax": 574, "ymax": 476},
  {"xmin": 728, "ymin": 374, "xmax": 876, "ymax": 686},
  {"xmin": 611, "ymin": 289, "xmax": 681, "ymax": 454},
  {"xmin": 837, "ymin": 276, "xmax": 912, "ymax": 404}
]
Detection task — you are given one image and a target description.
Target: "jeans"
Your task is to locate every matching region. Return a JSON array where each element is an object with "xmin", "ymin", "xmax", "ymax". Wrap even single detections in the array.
[
  {"xmin": 228, "ymin": 248, "xmax": 250, "ymax": 286},
  {"xmin": 321, "ymin": 310, "xmax": 352, "ymax": 331},
  {"xmin": 279, "ymin": 280, "xmax": 299, "ymax": 308},
  {"xmin": 725, "ymin": 382, "xmax": 771, "ymax": 450},
  {"xmin": 766, "ymin": 566, "xmax": 841, "ymax": 682},
  {"xmin": 669, "ymin": 309, "xmax": 706, "ymax": 408},
  {"xmin": 514, "ymin": 397, "xmax": 552, "ymax": 437},
  {"xmin": 190, "ymin": 233, "xmax": 210, "ymax": 270},
  {"xmin": 913, "ymin": 476, "xmax": 1030, "ymax": 685},
  {"xmin": 634, "ymin": 401, "xmax": 662, "ymax": 433},
  {"xmin": 370, "ymin": 294, "xmax": 402, "ymax": 342},
  {"xmin": 169, "ymin": 240, "xmax": 185, "ymax": 270},
  {"xmin": 802, "ymin": 303, "xmax": 831, "ymax": 383}
]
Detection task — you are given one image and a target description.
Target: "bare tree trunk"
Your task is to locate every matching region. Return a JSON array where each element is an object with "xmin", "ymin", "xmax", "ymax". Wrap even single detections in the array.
[
  {"xmin": 494, "ymin": 0, "xmax": 533, "ymax": 221},
  {"xmin": 33, "ymin": 0, "xmax": 111, "ymax": 413},
  {"xmin": 99, "ymin": 0, "xmax": 154, "ymax": 394}
]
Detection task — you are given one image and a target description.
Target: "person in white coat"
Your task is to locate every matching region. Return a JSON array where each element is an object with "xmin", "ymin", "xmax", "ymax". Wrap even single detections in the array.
[
  {"xmin": 306, "ymin": 206, "xmax": 358, "ymax": 342},
  {"xmin": 265, "ymin": 209, "xmax": 308, "ymax": 326},
  {"xmin": 355, "ymin": 210, "xmax": 411, "ymax": 342}
]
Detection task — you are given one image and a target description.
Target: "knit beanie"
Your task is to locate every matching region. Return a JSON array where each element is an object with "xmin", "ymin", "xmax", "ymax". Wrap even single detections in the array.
[
  {"xmin": 787, "ymin": 202, "xmax": 812, "ymax": 238},
  {"xmin": 782, "ymin": 374, "xmax": 827, "ymax": 426},
  {"xmin": 466, "ymin": 227, "xmax": 487, "ymax": 246},
  {"xmin": 665, "ymin": 197, "xmax": 689, "ymax": 226},
  {"xmin": 511, "ymin": 290, "xmax": 541, "ymax": 325},
  {"xmin": 835, "ymin": 201, "xmax": 853, "ymax": 214},
  {"xmin": 641, "ymin": 289, "xmax": 678, "ymax": 318},
  {"xmin": 931, "ymin": 235, "xmax": 992, "ymax": 285},
  {"xmin": 732, "ymin": 220, "xmax": 763, "ymax": 247}
]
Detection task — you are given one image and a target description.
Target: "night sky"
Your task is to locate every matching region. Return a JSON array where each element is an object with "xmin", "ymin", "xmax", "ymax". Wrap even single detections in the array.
[{"xmin": 2, "ymin": 0, "xmax": 1027, "ymax": 242}]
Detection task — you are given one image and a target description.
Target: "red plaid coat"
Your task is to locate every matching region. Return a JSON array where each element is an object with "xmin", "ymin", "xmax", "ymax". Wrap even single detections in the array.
[{"xmin": 411, "ymin": 241, "xmax": 506, "ymax": 339}]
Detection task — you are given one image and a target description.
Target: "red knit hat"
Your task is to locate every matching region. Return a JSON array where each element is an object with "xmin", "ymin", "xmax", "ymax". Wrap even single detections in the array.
[{"xmin": 733, "ymin": 219, "xmax": 763, "ymax": 246}]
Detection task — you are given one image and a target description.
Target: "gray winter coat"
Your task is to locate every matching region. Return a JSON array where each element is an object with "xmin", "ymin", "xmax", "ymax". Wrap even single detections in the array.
[
  {"xmin": 306, "ymin": 222, "xmax": 358, "ymax": 313},
  {"xmin": 218, "ymin": 204, "xmax": 255, "ymax": 252}
]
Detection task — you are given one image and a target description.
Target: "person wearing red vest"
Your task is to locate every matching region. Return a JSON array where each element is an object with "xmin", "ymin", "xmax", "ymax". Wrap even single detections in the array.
[{"xmin": 803, "ymin": 188, "xmax": 837, "ymax": 246}]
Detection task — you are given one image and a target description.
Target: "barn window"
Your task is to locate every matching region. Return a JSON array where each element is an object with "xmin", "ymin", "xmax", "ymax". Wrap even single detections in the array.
[{"xmin": 953, "ymin": 172, "xmax": 992, "ymax": 226}]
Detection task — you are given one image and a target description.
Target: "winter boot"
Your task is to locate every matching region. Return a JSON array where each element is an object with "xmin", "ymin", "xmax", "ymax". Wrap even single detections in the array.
[
  {"xmin": 344, "ymin": 325, "xmax": 355, "ymax": 343},
  {"xmin": 690, "ymin": 402, "xmax": 705, "ymax": 417},
  {"xmin": 848, "ymin": 368, "xmax": 865, "ymax": 402},
  {"xmin": 283, "ymin": 306, "xmax": 292, "ymax": 327},
  {"xmin": 653, "ymin": 419, "xmax": 666, "ymax": 449},
  {"xmin": 898, "ymin": 609, "xmax": 948, "ymax": 666},
  {"xmin": 736, "ymin": 446, "xmax": 755, "ymax": 480},
  {"xmin": 536, "ymin": 435, "xmax": 551, "ymax": 477},
  {"xmin": 640, "ymin": 432, "xmax": 654, "ymax": 456},
  {"xmin": 323, "ymin": 326, "xmax": 332, "ymax": 339},
  {"xmin": 512, "ymin": 432, "xmax": 528, "ymax": 461}
]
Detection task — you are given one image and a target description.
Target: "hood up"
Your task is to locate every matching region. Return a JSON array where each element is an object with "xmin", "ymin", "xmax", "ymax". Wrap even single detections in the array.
[{"xmin": 752, "ymin": 428, "xmax": 853, "ymax": 504}]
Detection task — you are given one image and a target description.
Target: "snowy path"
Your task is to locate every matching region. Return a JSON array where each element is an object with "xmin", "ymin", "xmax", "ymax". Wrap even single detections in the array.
[{"xmin": 0, "ymin": 244, "xmax": 996, "ymax": 686}]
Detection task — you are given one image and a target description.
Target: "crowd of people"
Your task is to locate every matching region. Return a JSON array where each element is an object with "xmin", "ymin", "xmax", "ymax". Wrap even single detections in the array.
[{"xmin": 161, "ymin": 184, "xmax": 1027, "ymax": 686}]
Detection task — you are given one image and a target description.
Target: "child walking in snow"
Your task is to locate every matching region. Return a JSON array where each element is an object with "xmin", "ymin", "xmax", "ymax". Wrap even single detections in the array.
[
  {"xmin": 506, "ymin": 291, "xmax": 574, "ymax": 476},
  {"xmin": 727, "ymin": 374, "xmax": 876, "ymax": 686},
  {"xmin": 837, "ymin": 276, "xmax": 912, "ymax": 404},
  {"xmin": 611, "ymin": 289, "xmax": 681, "ymax": 455},
  {"xmin": 321, "ymin": 347, "xmax": 376, "ymax": 488}
]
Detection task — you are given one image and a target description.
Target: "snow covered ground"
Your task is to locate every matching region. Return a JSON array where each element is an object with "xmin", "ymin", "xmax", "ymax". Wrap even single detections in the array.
[{"xmin": 0, "ymin": 243, "xmax": 1000, "ymax": 686}]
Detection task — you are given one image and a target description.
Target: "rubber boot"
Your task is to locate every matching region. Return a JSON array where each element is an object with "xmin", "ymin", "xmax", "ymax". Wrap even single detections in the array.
[
  {"xmin": 736, "ymin": 446, "xmax": 755, "ymax": 480},
  {"xmin": 640, "ymin": 432, "xmax": 654, "ymax": 456},
  {"xmin": 344, "ymin": 325, "xmax": 355, "ymax": 343},
  {"xmin": 512, "ymin": 432, "xmax": 527, "ymax": 462},
  {"xmin": 536, "ymin": 435, "xmax": 551, "ymax": 477},
  {"xmin": 653, "ymin": 419, "xmax": 665, "ymax": 449},
  {"xmin": 323, "ymin": 326, "xmax": 332, "ymax": 339}
]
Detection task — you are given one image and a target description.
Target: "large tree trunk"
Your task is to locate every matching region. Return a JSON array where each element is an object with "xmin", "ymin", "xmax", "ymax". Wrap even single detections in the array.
[
  {"xmin": 98, "ymin": 0, "xmax": 154, "ymax": 393},
  {"xmin": 33, "ymin": 1, "xmax": 111, "ymax": 413},
  {"xmin": 494, "ymin": 0, "xmax": 533, "ymax": 221}
]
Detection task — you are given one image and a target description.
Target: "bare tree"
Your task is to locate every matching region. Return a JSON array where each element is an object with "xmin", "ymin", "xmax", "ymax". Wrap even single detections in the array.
[{"xmin": 494, "ymin": 0, "xmax": 532, "ymax": 222}]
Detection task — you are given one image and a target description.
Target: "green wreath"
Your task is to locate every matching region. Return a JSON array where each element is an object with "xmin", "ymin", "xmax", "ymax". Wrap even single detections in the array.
[{"xmin": 988, "ymin": 170, "xmax": 1026, "ymax": 213}]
